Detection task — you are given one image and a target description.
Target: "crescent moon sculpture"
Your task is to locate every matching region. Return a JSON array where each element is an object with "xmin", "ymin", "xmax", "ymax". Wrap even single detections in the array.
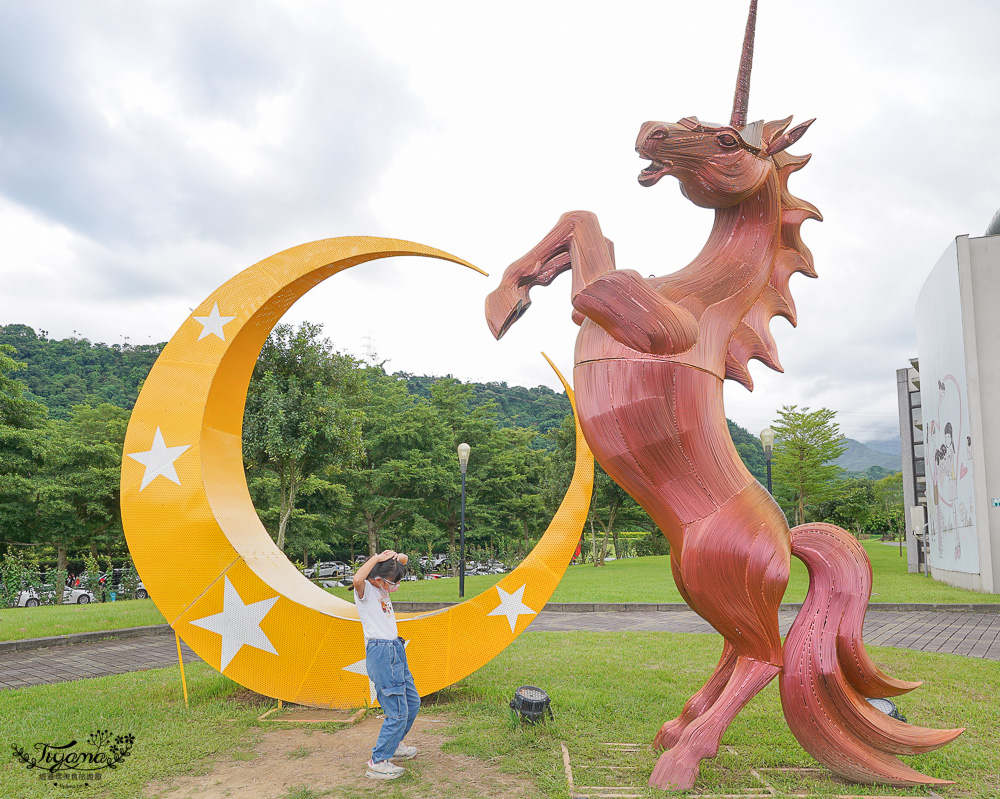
[{"xmin": 121, "ymin": 236, "xmax": 593, "ymax": 707}]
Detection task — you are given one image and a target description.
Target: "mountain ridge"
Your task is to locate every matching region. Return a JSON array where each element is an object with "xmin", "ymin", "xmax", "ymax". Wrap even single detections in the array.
[{"xmin": 837, "ymin": 437, "xmax": 901, "ymax": 473}]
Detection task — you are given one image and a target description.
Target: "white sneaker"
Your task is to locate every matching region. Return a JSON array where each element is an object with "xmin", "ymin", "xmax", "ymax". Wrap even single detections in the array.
[
  {"xmin": 392, "ymin": 743, "xmax": 418, "ymax": 760},
  {"xmin": 366, "ymin": 759, "xmax": 404, "ymax": 780}
]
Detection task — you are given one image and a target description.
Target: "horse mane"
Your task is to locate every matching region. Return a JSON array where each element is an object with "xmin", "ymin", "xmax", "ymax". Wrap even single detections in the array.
[{"xmin": 724, "ymin": 124, "xmax": 822, "ymax": 391}]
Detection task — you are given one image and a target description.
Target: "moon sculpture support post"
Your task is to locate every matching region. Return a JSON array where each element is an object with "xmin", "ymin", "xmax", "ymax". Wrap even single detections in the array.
[{"xmin": 121, "ymin": 236, "xmax": 594, "ymax": 708}]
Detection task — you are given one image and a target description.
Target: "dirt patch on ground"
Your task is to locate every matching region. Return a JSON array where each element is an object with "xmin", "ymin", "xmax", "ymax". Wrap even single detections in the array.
[{"xmin": 143, "ymin": 713, "xmax": 543, "ymax": 799}]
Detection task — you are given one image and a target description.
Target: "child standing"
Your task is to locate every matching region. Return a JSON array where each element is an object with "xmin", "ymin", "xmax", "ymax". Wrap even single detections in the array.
[{"xmin": 352, "ymin": 549, "xmax": 420, "ymax": 780}]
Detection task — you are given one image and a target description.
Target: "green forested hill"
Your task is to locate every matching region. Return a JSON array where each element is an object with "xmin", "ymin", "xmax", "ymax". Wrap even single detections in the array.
[
  {"xmin": 401, "ymin": 373, "xmax": 570, "ymax": 435},
  {"xmin": 729, "ymin": 419, "xmax": 766, "ymax": 483},
  {"xmin": 0, "ymin": 324, "xmax": 163, "ymax": 418},
  {"xmin": 1, "ymin": 323, "xmax": 765, "ymax": 474}
]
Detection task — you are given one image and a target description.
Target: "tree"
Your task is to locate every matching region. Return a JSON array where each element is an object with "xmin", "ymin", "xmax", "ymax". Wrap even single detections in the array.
[
  {"xmin": 872, "ymin": 472, "xmax": 905, "ymax": 544},
  {"xmin": 0, "ymin": 386, "xmax": 128, "ymax": 601},
  {"xmin": 771, "ymin": 405, "xmax": 847, "ymax": 526},
  {"xmin": 339, "ymin": 369, "xmax": 454, "ymax": 557},
  {"xmin": 814, "ymin": 477, "xmax": 875, "ymax": 537},
  {"xmin": 0, "ymin": 345, "xmax": 50, "ymax": 550},
  {"xmin": 247, "ymin": 470, "xmax": 350, "ymax": 566},
  {"xmin": 48, "ymin": 404, "xmax": 131, "ymax": 556},
  {"xmin": 0, "ymin": 324, "xmax": 162, "ymax": 417},
  {"xmin": 469, "ymin": 425, "xmax": 549, "ymax": 558},
  {"xmin": 425, "ymin": 378, "xmax": 499, "ymax": 552},
  {"xmin": 728, "ymin": 419, "xmax": 766, "ymax": 483},
  {"xmin": 423, "ymin": 378, "xmax": 551, "ymax": 561},
  {"xmin": 243, "ymin": 323, "xmax": 368, "ymax": 552}
]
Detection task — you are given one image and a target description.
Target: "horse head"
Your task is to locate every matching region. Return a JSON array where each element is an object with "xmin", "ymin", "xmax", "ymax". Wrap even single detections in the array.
[{"xmin": 635, "ymin": 115, "xmax": 813, "ymax": 208}]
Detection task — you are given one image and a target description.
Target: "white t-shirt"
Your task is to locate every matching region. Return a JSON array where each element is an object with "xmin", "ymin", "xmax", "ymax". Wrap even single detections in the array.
[{"xmin": 355, "ymin": 581, "xmax": 398, "ymax": 641}]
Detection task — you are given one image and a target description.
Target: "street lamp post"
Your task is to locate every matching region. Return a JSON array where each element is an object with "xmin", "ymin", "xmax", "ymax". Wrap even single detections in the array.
[
  {"xmin": 457, "ymin": 443, "xmax": 470, "ymax": 598},
  {"xmin": 760, "ymin": 427, "xmax": 775, "ymax": 495}
]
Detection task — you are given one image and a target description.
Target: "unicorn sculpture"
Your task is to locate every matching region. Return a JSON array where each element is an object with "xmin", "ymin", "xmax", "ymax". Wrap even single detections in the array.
[{"xmin": 486, "ymin": 0, "xmax": 962, "ymax": 790}]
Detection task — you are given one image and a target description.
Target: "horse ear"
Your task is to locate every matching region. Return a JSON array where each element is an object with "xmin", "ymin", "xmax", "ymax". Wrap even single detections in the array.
[
  {"xmin": 762, "ymin": 116, "xmax": 792, "ymax": 147},
  {"xmin": 765, "ymin": 118, "xmax": 815, "ymax": 155}
]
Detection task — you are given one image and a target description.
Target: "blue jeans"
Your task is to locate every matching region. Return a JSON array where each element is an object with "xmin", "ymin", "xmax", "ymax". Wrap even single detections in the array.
[{"xmin": 366, "ymin": 637, "xmax": 420, "ymax": 763}]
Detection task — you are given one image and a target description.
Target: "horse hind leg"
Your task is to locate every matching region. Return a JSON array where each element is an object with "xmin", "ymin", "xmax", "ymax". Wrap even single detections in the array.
[
  {"xmin": 649, "ymin": 654, "xmax": 779, "ymax": 791},
  {"xmin": 653, "ymin": 640, "xmax": 738, "ymax": 751}
]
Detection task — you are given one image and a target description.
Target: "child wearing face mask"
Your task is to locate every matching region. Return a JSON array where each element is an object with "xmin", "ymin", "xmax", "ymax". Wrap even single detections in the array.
[{"xmin": 352, "ymin": 550, "xmax": 419, "ymax": 780}]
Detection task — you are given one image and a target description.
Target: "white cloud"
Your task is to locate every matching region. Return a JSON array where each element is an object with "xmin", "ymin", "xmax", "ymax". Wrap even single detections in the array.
[{"xmin": 2, "ymin": 0, "xmax": 999, "ymax": 445}]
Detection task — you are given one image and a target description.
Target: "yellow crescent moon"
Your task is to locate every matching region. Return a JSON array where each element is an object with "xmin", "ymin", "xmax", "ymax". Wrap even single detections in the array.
[{"xmin": 121, "ymin": 236, "xmax": 593, "ymax": 707}]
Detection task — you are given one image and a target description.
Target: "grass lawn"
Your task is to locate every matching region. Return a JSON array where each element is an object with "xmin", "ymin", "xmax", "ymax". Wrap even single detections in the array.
[
  {"xmin": 0, "ymin": 598, "xmax": 167, "ymax": 642},
  {"xmin": 2, "ymin": 540, "xmax": 996, "ymax": 643},
  {"xmin": 438, "ymin": 631, "xmax": 997, "ymax": 798},
  {"xmin": 0, "ymin": 631, "xmax": 995, "ymax": 798},
  {"xmin": 0, "ymin": 661, "xmax": 263, "ymax": 799}
]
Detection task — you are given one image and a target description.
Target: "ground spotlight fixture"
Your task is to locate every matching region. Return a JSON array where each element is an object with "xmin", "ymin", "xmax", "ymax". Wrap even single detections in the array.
[
  {"xmin": 866, "ymin": 697, "xmax": 907, "ymax": 723},
  {"xmin": 509, "ymin": 685, "xmax": 554, "ymax": 725}
]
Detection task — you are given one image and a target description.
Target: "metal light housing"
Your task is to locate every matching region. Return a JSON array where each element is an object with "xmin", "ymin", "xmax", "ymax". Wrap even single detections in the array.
[{"xmin": 509, "ymin": 685, "xmax": 554, "ymax": 725}]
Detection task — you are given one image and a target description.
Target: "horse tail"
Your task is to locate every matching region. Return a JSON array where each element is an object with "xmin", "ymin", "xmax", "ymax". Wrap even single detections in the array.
[{"xmin": 780, "ymin": 522, "xmax": 964, "ymax": 786}]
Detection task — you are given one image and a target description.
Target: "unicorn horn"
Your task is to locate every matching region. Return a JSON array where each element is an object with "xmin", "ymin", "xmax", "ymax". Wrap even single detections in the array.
[{"xmin": 730, "ymin": 0, "xmax": 758, "ymax": 130}]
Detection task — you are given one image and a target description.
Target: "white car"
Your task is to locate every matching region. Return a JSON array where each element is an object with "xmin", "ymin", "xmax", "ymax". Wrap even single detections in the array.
[
  {"xmin": 16, "ymin": 587, "xmax": 94, "ymax": 607},
  {"xmin": 65, "ymin": 587, "xmax": 94, "ymax": 604}
]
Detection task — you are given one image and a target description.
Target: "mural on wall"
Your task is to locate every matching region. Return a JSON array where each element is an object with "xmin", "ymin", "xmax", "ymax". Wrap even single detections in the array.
[
  {"xmin": 915, "ymin": 241, "xmax": 980, "ymax": 576},
  {"xmin": 926, "ymin": 375, "xmax": 977, "ymax": 567}
]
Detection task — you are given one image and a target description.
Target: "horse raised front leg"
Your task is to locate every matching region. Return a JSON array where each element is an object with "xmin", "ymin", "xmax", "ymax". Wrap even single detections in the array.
[
  {"xmin": 486, "ymin": 211, "xmax": 615, "ymax": 340},
  {"xmin": 649, "ymin": 655, "xmax": 779, "ymax": 791},
  {"xmin": 653, "ymin": 640, "xmax": 738, "ymax": 751}
]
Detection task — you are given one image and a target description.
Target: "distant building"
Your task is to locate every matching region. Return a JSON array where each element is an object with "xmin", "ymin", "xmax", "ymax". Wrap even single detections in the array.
[
  {"xmin": 895, "ymin": 360, "xmax": 925, "ymax": 574},
  {"xmin": 900, "ymin": 224, "xmax": 1000, "ymax": 593}
]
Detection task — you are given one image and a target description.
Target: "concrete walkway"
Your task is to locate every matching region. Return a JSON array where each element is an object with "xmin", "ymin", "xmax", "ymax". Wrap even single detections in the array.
[{"xmin": 2, "ymin": 605, "xmax": 999, "ymax": 692}]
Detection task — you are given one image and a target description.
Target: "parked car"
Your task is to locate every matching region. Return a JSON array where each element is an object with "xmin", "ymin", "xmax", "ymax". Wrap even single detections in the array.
[
  {"xmin": 65, "ymin": 587, "xmax": 94, "ymax": 604},
  {"xmin": 316, "ymin": 561, "xmax": 349, "ymax": 578},
  {"xmin": 16, "ymin": 586, "xmax": 94, "ymax": 607},
  {"xmin": 302, "ymin": 561, "xmax": 351, "ymax": 580},
  {"xmin": 73, "ymin": 572, "xmax": 148, "ymax": 600}
]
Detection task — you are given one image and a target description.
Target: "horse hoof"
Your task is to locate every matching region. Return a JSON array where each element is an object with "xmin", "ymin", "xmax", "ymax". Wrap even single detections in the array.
[{"xmin": 648, "ymin": 749, "xmax": 702, "ymax": 791}]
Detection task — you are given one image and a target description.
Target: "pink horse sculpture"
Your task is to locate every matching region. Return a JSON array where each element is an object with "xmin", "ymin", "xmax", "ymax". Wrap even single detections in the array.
[{"xmin": 486, "ymin": 1, "xmax": 962, "ymax": 790}]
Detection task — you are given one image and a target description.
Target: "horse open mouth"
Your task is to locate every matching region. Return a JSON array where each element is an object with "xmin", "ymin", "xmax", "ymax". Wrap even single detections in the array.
[{"xmin": 638, "ymin": 160, "xmax": 672, "ymax": 187}]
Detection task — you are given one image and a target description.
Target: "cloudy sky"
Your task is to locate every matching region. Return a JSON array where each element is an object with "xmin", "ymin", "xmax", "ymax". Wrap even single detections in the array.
[{"xmin": 2, "ymin": 0, "xmax": 998, "ymax": 445}]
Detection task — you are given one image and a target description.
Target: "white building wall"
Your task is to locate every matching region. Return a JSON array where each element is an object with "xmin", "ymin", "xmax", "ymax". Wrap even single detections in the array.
[
  {"xmin": 963, "ymin": 235, "xmax": 1000, "ymax": 592},
  {"xmin": 915, "ymin": 238, "xmax": 983, "ymax": 590}
]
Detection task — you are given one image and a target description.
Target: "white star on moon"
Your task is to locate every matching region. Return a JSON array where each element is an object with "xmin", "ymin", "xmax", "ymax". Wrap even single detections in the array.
[
  {"xmin": 343, "ymin": 640, "xmax": 410, "ymax": 705},
  {"xmin": 488, "ymin": 584, "xmax": 537, "ymax": 633},
  {"xmin": 189, "ymin": 576, "xmax": 279, "ymax": 672},
  {"xmin": 192, "ymin": 302, "xmax": 236, "ymax": 341},
  {"xmin": 126, "ymin": 427, "xmax": 191, "ymax": 490}
]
